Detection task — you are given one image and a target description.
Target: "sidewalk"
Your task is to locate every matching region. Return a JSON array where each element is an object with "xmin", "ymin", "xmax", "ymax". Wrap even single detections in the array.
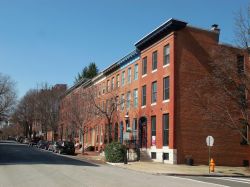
[
  {"xmin": 74, "ymin": 149, "xmax": 106, "ymax": 165},
  {"xmin": 109, "ymin": 161, "xmax": 250, "ymax": 177},
  {"xmin": 74, "ymin": 150, "xmax": 250, "ymax": 177},
  {"xmin": 73, "ymin": 149, "xmax": 250, "ymax": 177}
]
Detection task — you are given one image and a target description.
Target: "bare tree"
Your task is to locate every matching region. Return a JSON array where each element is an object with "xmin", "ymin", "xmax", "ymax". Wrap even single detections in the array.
[
  {"xmin": 234, "ymin": 4, "xmax": 250, "ymax": 48},
  {"xmin": 68, "ymin": 88, "xmax": 91, "ymax": 153},
  {"xmin": 0, "ymin": 73, "xmax": 16, "ymax": 120},
  {"xmin": 12, "ymin": 84, "xmax": 65, "ymax": 139},
  {"xmin": 12, "ymin": 90, "xmax": 37, "ymax": 138},
  {"xmin": 191, "ymin": 46, "xmax": 249, "ymax": 144},
  {"xmin": 86, "ymin": 82, "xmax": 138, "ymax": 144}
]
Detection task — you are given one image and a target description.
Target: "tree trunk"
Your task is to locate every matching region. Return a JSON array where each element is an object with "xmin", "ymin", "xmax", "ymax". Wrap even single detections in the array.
[{"xmin": 81, "ymin": 132, "xmax": 85, "ymax": 154}]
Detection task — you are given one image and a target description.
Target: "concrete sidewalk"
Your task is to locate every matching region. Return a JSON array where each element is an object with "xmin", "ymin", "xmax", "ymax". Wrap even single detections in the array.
[
  {"xmin": 74, "ymin": 149, "xmax": 250, "ymax": 177},
  {"xmin": 109, "ymin": 161, "xmax": 250, "ymax": 177}
]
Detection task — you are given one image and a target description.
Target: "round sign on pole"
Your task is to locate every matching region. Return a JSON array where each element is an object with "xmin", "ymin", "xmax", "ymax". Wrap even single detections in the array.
[{"xmin": 206, "ymin": 136, "xmax": 214, "ymax": 146}]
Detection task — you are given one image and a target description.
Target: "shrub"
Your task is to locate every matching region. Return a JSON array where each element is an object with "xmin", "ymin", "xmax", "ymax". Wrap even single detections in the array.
[{"xmin": 104, "ymin": 142, "xmax": 126, "ymax": 163}]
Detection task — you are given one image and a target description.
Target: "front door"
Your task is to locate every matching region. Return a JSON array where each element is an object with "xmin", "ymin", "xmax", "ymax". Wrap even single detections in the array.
[
  {"xmin": 141, "ymin": 124, "xmax": 147, "ymax": 148},
  {"xmin": 139, "ymin": 117, "xmax": 147, "ymax": 148},
  {"xmin": 91, "ymin": 128, "xmax": 95, "ymax": 146}
]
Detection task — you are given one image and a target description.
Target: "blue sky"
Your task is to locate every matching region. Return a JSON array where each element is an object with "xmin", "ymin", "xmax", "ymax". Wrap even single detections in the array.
[{"xmin": 0, "ymin": 0, "xmax": 248, "ymax": 98}]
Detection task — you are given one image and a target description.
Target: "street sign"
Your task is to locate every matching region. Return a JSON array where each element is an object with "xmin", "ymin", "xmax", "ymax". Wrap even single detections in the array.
[
  {"xmin": 123, "ymin": 132, "xmax": 130, "ymax": 140},
  {"xmin": 206, "ymin": 136, "xmax": 214, "ymax": 147},
  {"xmin": 206, "ymin": 135, "xmax": 214, "ymax": 173}
]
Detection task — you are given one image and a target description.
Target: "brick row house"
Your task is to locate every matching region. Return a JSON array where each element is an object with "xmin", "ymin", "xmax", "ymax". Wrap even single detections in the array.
[{"xmin": 59, "ymin": 18, "xmax": 250, "ymax": 166}]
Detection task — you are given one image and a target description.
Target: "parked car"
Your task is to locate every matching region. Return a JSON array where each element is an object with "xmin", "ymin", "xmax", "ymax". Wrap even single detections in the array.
[
  {"xmin": 56, "ymin": 141, "xmax": 75, "ymax": 155},
  {"xmin": 37, "ymin": 140, "xmax": 49, "ymax": 149},
  {"xmin": 48, "ymin": 141, "xmax": 59, "ymax": 152},
  {"xmin": 23, "ymin": 138, "xmax": 30, "ymax": 144},
  {"xmin": 16, "ymin": 136, "xmax": 24, "ymax": 143},
  {"xmin": 28, "ymin": 137, "xmax": 40, "ymax": 147}
]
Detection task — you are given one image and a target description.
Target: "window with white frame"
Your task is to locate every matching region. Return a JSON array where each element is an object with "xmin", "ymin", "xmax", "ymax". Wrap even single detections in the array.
[
  {"xmin": 142, "ymin": 57, "xmax": 147, "ymax": 75},
  {"xmin": 151, "ymin": 81, "xmax": 157, "ymax": 103},
  {"xmin": 133, "ymin": 88, "xmax": 138, "ymax": 108},
  {"xmin": 121, "ymin": 71, "xmax": 125, "ymax": 86},
  {"xmin": 116, "ymin": 74, "xmax": 120, "ymax": 88},
  {"xmin": 163, "ymin": 77, "xmax": 169, "ymax": 100},
  {"xmin": 152, "ymin": 51, "xmax": 158, "ymax": 71},
  {"xmin": 142, "ymin": 85, "xmax": 146, "ymax": 106},
  {"xmin": 163, "ymin": 44, "xmax": 170, "ymax": 66},
  {"xmin": 128, "ymin": 67, "xmax": 131, "ymax": 84},
  {"xmin": 126, "ymin": 91, "xmax": 131, "ymax": 109},
  {"xmin": 134, "ymin": 64, "xmax": 138, "ymax": 80}
]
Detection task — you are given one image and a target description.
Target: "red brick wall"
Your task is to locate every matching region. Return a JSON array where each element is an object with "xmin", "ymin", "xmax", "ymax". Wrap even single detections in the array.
[
  {"xmin": 174, "ymin": 26, "xmax": 250, "ymax": 166},
  {"xmin": 138, "ymin": 33, "xmax": 174, "ymax": 149}
]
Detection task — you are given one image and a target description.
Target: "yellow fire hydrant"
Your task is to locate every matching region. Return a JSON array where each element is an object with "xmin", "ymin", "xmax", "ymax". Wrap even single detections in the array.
[{"xmin": 210, "ymin": 158, "xmax": 215, "ymax": 172}]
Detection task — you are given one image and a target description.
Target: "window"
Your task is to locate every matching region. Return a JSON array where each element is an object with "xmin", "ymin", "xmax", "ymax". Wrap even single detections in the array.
[
  {"xmin": 107, "ymin": 80, "xmax": 110, "ymax": 92},
  {"xmin": 102, "ymin": 83, "xmax": 105, "ymax": 94},
  {"xmin": 120, "ymin": 94, "xmax": 124, "ymax": 110},
  {"xmin": 85, "ymin": 129, "xmax": 88, "ymax": 143},
  {"xmin": 121, "ymin": 71, "xmax": 125, "ymax": 86},
  {"xmin": 111, "ymin": 77, "xmax": 114, "ymax": 90},
  {"xmin": 142, "ymin": 57, "xmax": 147, "ymax": 75},
  {"xmin": 163, "ymin": 77, "xmax": 169, "ymax": 100},
  {"xmin": 106, "ymin": 99, "xmax": 109, "ymax": 113},
  {"xmin": 96, "ymin": 126, "xmax": 99, "ymax": 143},
  {"xmin": 151, "ymin": 116, "xmax": 156, "ymax": 146},
  {"xmin": 116, "ymin": 74, "xmax": 120, "ymax": 88},
  {"xmin": 163, "ymin": 44, "xmax": 170, "ymax": 66},
  {"xmin": 102, "ymin": 101, "xmax": 105, "ymax": 111},
  {"xmin": 163, "ymin": 153, "xmax": 169, "ymax": 160},
  {"xmin": 240, "ymin": 119, "xmax": 248, "ymax": 145},
  {"xmin": 237, "ymin": 55, "xmax": 245, "ymax": 74},
  {"xmin": 152, "ymin": 51, "xmax": 158, "ymax": 70},
  {"xmin": 100, "ymin": 126, "xmax": 103, "ymax": 143},
  {"xmin": 133, "ymin": 88, "xmax": 138, "ymax": 108},
  {"xmin": 151, "ymin": 81, "xmax": 157, "ymax": 103},
  {"xmin": 126, "ymin": 91, "xmax": 131, "ymax": 109},
  {"xmin": 134, "ymin": 64, "xmax": 138, "ymax": 80},
  {"xmin": 151, "ymin": 152, "xmax": 156, "ymax": 159},
  {"xmin": 142, "ymin": 85, "xmax": 146, "ymax": 106},
  {"xmin": 163, "ymin": 114, "xmax": 169, "ymax": 146},
  {"xmin": 239, "ymin": 84, "xmax": 247, "ymax": 109},
  {"xmin": 128, "ymin": 68, "xmax": 131, "ymax": 84},
  {"xmin": 132, "ymin": 118, "xmax": 137, "ymax": 140},
  {"xmin": 126, "ymin": 119, "xmax": 130, "ymax": 130},
  {"xmin": 115, "ymin": 96, "xmax": 119, "ymax": 110}
]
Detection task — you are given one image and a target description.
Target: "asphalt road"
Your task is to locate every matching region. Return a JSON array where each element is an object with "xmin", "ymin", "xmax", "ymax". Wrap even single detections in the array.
[{"xmin": 0, "ymin": 140, "xmax": 248, "ymax": 187}]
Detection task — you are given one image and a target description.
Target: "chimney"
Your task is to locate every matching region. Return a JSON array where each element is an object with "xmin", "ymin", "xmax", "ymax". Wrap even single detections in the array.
[
  {"xmin": 210, "ymin": 24, "xmax": 220, "ymax": 42},
  {"xmin": 211, "ymin": 24, "xmax": 220, "ymax": 33}
]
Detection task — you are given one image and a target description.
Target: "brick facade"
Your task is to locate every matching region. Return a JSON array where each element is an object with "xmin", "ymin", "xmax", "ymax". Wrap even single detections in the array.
[{"xmin": 59, "ymin": 19, "xmax": 250, "ymax": 166}]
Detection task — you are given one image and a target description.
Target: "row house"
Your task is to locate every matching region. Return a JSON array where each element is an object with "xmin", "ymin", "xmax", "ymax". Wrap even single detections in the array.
[{"xmin": 59, "ymin": 18, "xmax": 250, "ymax": 166}]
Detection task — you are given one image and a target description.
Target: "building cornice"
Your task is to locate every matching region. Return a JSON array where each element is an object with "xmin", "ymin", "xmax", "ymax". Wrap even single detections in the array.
[{"xmin": 135, "ymin": 18, "xmax": 187, "ymax": 51}]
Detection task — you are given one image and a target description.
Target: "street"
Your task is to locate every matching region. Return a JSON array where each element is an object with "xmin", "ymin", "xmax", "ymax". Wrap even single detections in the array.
[{"xmin": 0, "ymin": 141, "xmax": 249, "ymax": 187}]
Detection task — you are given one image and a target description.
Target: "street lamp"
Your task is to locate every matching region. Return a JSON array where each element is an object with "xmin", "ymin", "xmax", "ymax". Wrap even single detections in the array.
[
  {"xmin": 124, "ymin": 112, "xmax": 129, "ymax": 164},
  {"xmin": 125, "ymin": 112, "xmax": 130, "ymax": 132}
]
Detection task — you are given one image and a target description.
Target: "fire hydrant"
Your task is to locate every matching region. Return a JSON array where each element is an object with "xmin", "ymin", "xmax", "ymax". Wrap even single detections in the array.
[{"xmin": 210, "ymin": 158, "xmax": 215, "ymax": 172}]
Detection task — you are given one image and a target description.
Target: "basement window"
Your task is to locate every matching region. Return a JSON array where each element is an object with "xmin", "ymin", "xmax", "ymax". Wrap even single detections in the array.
[
  {"xmin": 151, "ymin": 152, "xmax": 156, "ymax": 159},
  {"xmin": 163, "ymin": 153, "xmax": 169, "ymax": 160}
]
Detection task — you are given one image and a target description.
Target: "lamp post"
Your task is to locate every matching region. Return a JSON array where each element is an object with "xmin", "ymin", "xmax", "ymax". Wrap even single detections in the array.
[{"xmin": 124, "ymin": 112, "xmax": 129, "ymax": 164}]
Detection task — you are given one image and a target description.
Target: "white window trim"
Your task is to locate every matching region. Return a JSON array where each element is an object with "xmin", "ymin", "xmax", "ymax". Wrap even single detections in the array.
[
  {"xmin": 163, "ymin": 64, "xmax": 170, "ymax": 68},
  {"xmin": 162, "ymin": 99, "xmax": 170, "ymax": 103},
  {"xmin": 151, "ymin": 102, "xmax": 157, "ymax": 106},
  {"xmin": 142, "ymin": 74, "xmax": 147, "ymax": 78},
  {"xmin": 152, "ymin": 69, "xmax": 157, "ymax": 73},
  {"xmin": 141, "ymin": 105, "xmax": 146, "ymax": 109}
]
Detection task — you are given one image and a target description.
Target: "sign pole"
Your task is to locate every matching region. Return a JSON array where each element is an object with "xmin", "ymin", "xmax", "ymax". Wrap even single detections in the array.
[
  {"xmin": 208, "ymin": 143, "xmax": 210, "ymax": 174},
  {"xmin": 206, "ymin": 135, "xmax": 214, "ymax": 174}
]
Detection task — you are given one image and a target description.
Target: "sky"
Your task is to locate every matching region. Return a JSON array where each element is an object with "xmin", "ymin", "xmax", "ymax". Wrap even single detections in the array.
[{"xmin": 0, "ymin": 0, "xmax": 248, "ymax": 98}]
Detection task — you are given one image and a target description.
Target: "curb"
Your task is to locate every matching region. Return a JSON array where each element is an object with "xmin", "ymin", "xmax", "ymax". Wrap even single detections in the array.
[
  {"xmin": 104, "ymin": 162, "xmax": 250, "ymax": 178},
  {"xmin": 156, "ymin": 173, "xmax": 250, "ymax": 178}
]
